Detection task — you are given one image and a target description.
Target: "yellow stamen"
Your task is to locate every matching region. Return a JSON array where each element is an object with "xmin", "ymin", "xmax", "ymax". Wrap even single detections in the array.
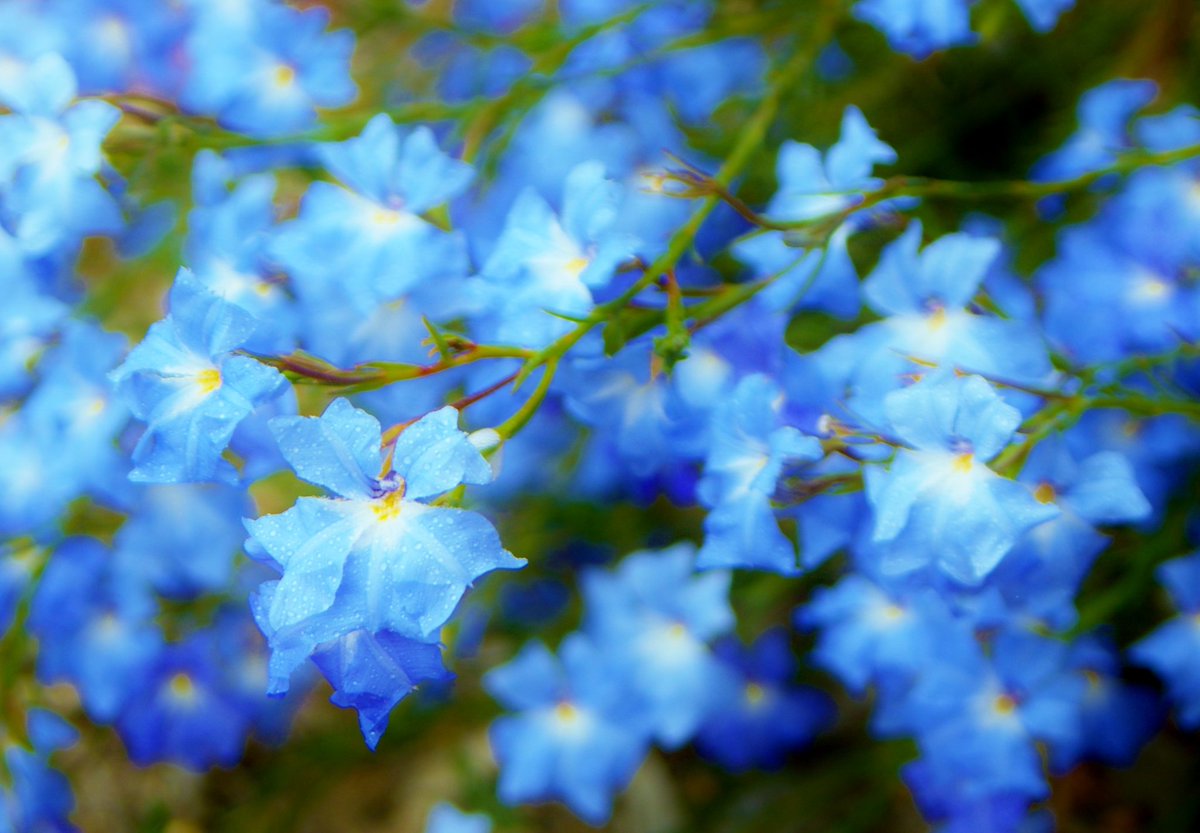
[
  {"xmin": 169, "ymin": 672, "xmax": 196, "ymax": 701},
  {"xmin": 372, "ymin": 487, "xmax": 405, "ymax": 522},
  {"xmin": 1033, "ymin": 482, "xmax": 1056, "ymax": 504},
  {"xmin": 744, "ymin": 682, "xmax": 766, "ymax": 706},
  {"xmin": 952, "ymin": 453, "xmax": 974, "ymax": 473},
  {"xmin": 564, "ymin": 257, "xmax": 589, "ymax": 279},
  {"xmin": 881, "ymin": 603, "xmax": 906, "ymax": 622},
  {"xmin": 992, "ymin": 693, "xmax": 1017, "ymax": 715},
  {"xmin": 554, "ymin": 701, "xmax": 579, "ymax": 724},
  {"xmin": 927, "ymin": 306, "xmax": 948, "ymax": 330},
  {"xmin": 272, "ymin": 63, "xmax": 296, "ymax": 88},
  {"xmin": 195, "ymin": 368, "xmax": 222, "ymax": 396}
]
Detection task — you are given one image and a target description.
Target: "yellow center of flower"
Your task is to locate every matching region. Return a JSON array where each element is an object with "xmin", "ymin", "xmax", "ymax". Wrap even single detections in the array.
[
  {"xmin": 881, "ymin": 603, "xmax": 906, "ymax": 622},
  {"xmin": 195, "ymin": 368, "xmax": 222, "ymax": 396},
  {"xmin": 1034, "ymin": 482, "xmax": 1056, "ymax": 504},
  {"xmin": 372, "ymin": 489, "xmax": 405, "ymax": 522},
  {"xmin": 564, "ymin": 257, "xmax": 589, "ymax": 279},
  {"xmin": 169, "ymin": 672, "xmax": 196, "ymax": 701},
  {"xmin": 952, "ymin": 452, "xmax": 974, "ymax": 473},
  {"xmin": 273, "ymin": 64, "xmax": 296, "ymax": 88},
  {"xmin": 992, "ymin": 693, "xmax": 1017, "ymax": 716},
  {"xmin": 555, "ymin": 701, "xmax": 580, "ymax": 724},
  {"xmin": 927, "ymin": 306, "xmax": 948, "ymax": 331},
  {"xmin": 744, "ymin": 682, "xmax": 766, "ymax": 706}
]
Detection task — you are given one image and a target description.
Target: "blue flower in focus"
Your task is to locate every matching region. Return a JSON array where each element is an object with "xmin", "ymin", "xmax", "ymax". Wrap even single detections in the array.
[
  {"xmin": 696, "ymin": 629, "xmax": 834, "ymax": 771},
  {"xmin": 581, "ymin": 543, "xmax": 733, "ymax": 748},
  {"xmin": 311, "ymin": 629, "xmax": 452, "ymax": 750},
  {"xmin": 183, "ymin": 2, "xmax": 356, "ymax": 137},
  {"xmin": 111, "ymin": 269, "xmax": 287, "ymax": 484},
  {"xmin": 1130, "ymin": 553, "xmax": 1200, "ymax": 727},
  {"xmin": 697, "ymin": 375, "xmax": 823, "ymax": 575},
  {"xmin": 271, "ymin": 115, "xmax": 474, "ymax": 314},
  {"xmin": 485, "ymin": 635, "xmax": 650, "ymax": 824},
  {"xmin": 472, "ymin": 161, "xmax": 638, "ymax": 347},
  {"xmin": 247, "ymin": 399, "xmax": 523, "ymax": 695},
  {"xmin": 734, "ymin": 106, "xmax": 896, "ymax": 318},
  {"xmin": 865, "ymin": 374, "xmax": 1058, "ymax": 584}
]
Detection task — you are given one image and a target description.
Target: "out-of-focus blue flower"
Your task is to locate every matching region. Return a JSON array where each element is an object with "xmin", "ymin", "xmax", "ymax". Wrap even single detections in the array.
[
  {"xmin": 271, "ymin": 116, "xmax": 474, "ymax": 315},
  {"xmin": 186, "ymin": 151, "xmax": 294, "ymax": 353},
  {"xmin": 110, "ymin": 269, "xmax": 287, "ymax": 484},
  {"xmin": 0, "ymin": 54, "xmax": 122, "ymax": 255},
  {"xmin": 115, "ymin": 630, "xmax": 256, "ymax": 770},
  {"xmin": 247, "ymin": 399, "xmax": 523, "ymax": 699},
  {"xmin": 697, "ymin": 375, "xmax": 823, "ymax": 574},
  {"xmin": 311, "ymin": 629, "xmax": 452, "ymax": 750},
  {"xmin": 1033, "ymin": 79, "xmax": 1157, "ymax": 183},
  {"xmin": 23, "ymin": 320, "xmax": 129, "ymax": 497},
  {"xmin": 1049, "ymin": 636, "xmax": 1162, "ymax": 771},
  {"xmin": 113, "ymin": 483, "xmax": 249, "ymax": 598},
  {"xmin": 485, "ymin": 635, "xmax": 650, "ymax": 824},
  {"xmin": 30, "ymin": 537, "xmax": 161, "ymax": 722},
  {"xmin": 1013, "ymin": 0, "xmax": 1075, "ymax": 32},
  {"xmin": 183, "ymin": 2, "xmax": 356, "ymax": 137},
  {"xmin": 799, "ymin": 576, "xmax": 962, "ymax": 693},
  {"xmin": 1130, "ymin": 553, "xmax": 1200, "ymax": 727},
  {"xmin": 1, "ymin": 710, "xmax": 78, "ymax": 833},
  {"xmin": 853, "ymin": 0, "xmax": 975, "ymax": 58},
  {"xmin": 581, "ymin": 543, "xmax": 733, "ymax": 747},
  {"xmin": 735, "ymin": 106, "xmax": 896, "ymax": 318},
  {"xmin": 696, "ymin": 629, "xmax": 834, "ymax": 771},
  {"xmin": 425, "ymin": 803, "xmax": 492, "ymax": 833},
  {"xmin": 865, "ymin": 374, "xmax": 1058, "ymax": 584},
  {"xmin": 51, "ymin": 0, "xmax": 189, "ymax": 96},
  {"xmin": 472, "ymin": 161, "xmax": 638, "ymax": 347}
]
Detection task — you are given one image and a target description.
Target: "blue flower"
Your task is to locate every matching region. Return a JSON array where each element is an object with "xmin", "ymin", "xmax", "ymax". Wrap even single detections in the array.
[
  {"xmin": 1, "ymin": 710, "xmax": 78, "ymax": 833},
  {"xmin": 1130, "ymin": 553, "xmax": 1200, "ymax": 727},
  {"xmin": 246, "ymin": 399, "xmax": 523, "ymax": 694},
  {"xmin": 271, "ymin": 115, "xmax": 474, "ymax": 314},
  {"xmin": 472, "ymin": 161, "xmax": 638, "ymax": 347},
  {"xmin": 182, "ymin": 2, "xmax": 356, "ymax": 137},
  {"xmin": 115, "ymin": 631, "xmax": 257, "ymax": 770},
  {"xmin": 695, "ymin": 629, "xmax": 834, "ymax": 771},
  {"xmin": 865, "ymin": 374, "xmax": 1059, "ymax": 584},
  {"xmin": 1049, "ymin": 636, "xmax": 1162, "ymax": 771},
  {"xmin": 853, "ymin": 0, "xmax": 975, "ymax": 58},
  {"xmin": 484, "ymin": 635, "xmax": 650, "ymax": 824},
  {"xmin": 29, "ymin": 537, "xmax": 162, "ymax": 722},
  {"xmin": 581, "ymin": 543, "xmax": 733, "ymax": 747},
  {"xmin": 1033, "ymin": 79, "xmax": 1157, "ymax": 183},
  {"xmin": 696, "ymin": 375, "xmax": 824, "ymax": 574},
  {"xmin": 110, "ymin": 269, "xmax": 287, "ymax": 484},
  {"xmin": 425, "ymin": 803, "xmax": 492, "ymax": 833},
  {"xmin": 112, "ymin": 483, "xmax": 250, "ymax": 598},
  {"xmin": 311, "ymin": 629, "xmax": 452, "ymax": 750},
  {"xmin": 734, "ymin": 106, "xmax": 896, "ymax": 318},
  {"xmin": 0, "ymin": 53, "xmax": 122, "ymax": 254}
]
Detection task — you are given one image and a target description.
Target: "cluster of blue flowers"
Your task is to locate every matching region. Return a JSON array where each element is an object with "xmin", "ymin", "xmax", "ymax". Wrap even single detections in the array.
[{"xmin": 2, "ymin": 0, "xmax": 1199, "ymax": 831}]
